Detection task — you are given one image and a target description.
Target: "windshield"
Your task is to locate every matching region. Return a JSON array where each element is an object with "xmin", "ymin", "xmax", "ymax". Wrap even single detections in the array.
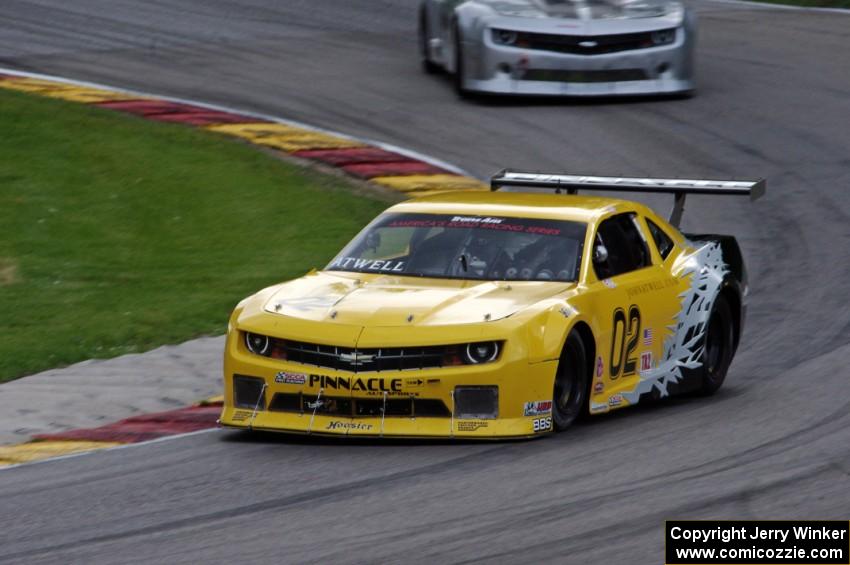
[{"xmin": 326, "ymin": 213, "xmax": 586, "ymax": 282}]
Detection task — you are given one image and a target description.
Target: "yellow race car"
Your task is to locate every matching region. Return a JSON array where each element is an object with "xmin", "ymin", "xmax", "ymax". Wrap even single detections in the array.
[{"xmin": 220, "ymin": 171, "xmax": 765, "ymax": 438}]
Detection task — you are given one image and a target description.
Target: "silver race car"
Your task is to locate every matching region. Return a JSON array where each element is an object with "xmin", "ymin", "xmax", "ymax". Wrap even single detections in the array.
[{"xmin": 419, "ymin": 0, "xmax": 696, "ymax": 97}]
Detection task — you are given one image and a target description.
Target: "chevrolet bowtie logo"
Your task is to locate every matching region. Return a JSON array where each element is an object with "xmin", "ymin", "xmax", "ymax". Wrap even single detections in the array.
[{"xmin": 339, "ymin": 352, "xmax": 375, "ymax": 365}]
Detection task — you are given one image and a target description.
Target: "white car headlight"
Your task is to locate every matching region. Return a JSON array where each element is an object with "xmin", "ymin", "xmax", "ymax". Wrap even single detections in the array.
[{"xmin": 492, "ymin": 29, "xmax": 518, "ymax": 46}]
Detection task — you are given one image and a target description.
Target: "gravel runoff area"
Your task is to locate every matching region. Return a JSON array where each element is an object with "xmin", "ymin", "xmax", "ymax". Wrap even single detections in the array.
[{"xmin": 0, "ymin": 337, "xmax": 223, "ymax": 446}]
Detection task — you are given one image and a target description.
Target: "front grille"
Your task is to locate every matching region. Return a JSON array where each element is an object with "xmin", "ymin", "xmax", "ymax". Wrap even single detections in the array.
[
  {"xmin": 273, "ymin": 338, "xmax": 453, "ymax": 373},
  {"xmin": 269, "ymin": 393, "xmax": 452, "ymax": 418},
  {"xmin": 515, "ymin": 29, "xmax": 674, "ymax": 55},
  {"xmin": 523, "ymin": 69, "xmax": 648, "ymax": 83}
]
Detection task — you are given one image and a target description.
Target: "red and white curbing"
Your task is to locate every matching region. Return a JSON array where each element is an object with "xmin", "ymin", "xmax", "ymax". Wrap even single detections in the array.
[{"xmin": 0, "ymin": 68, "xmax": 487, "ymax": 196}]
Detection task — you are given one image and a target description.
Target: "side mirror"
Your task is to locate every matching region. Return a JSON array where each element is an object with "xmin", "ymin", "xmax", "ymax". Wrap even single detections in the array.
[{"xmin": 593, "ymin": 243, "xmax": 609, "ymax": 264}]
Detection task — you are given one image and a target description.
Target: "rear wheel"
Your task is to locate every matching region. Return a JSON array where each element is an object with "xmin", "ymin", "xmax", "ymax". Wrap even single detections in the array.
[
  {"xmin": 699, "ymin": 295, "xmax": 734, "ymax": 395},
  {"xmin": 552, "ymin": 331, "xmax": 589, "ymax": 431}
]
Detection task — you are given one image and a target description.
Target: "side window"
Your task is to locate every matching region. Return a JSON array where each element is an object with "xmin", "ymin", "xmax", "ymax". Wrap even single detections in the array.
[
  {"xmin": 646, "ymin": 219, "xmax": 674, "ymax": 260},
  {"xmin": 593, "ymin": 213, "xmax": 651, "ymax": 279}
]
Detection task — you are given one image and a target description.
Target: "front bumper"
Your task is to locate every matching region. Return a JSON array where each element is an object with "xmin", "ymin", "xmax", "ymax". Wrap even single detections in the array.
[
  {"xmin": 464, "ymin": 30, "xmax": 694, "ymax": 96},
  {"xmin": 219, "ymin": 331, "xmax": 559, "ymax": 439}
]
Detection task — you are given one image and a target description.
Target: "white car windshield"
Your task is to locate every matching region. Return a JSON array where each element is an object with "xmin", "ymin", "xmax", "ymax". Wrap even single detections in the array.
[{"xmin": 326, "ymin": 213, "xmax": 586, "ymax": 282}]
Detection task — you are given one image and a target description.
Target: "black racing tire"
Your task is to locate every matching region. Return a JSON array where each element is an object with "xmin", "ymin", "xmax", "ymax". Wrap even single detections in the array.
[
  {"xmin": 452, "ymin": 23, "xmax": 470, "ymax": 98},
  {"xmin": 699, "ymin": 294, "xmax": 735, "ymax": 395},
  {"xmin": 419, "ymin": 8, "xmax": 440, "ymax": 74},
  {"xmin": 552, "ymin": 330, "xmax": 589, "ymax": 431}
]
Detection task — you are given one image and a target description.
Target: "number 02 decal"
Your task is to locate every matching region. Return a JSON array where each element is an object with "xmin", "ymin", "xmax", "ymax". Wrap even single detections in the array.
[{"xmin": 609, "ymin": 305, "xmax": 641, "ymax": 380}]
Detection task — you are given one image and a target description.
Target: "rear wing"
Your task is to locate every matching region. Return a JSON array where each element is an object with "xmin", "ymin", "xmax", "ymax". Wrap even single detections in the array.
[{"xmin": 490, "ymin": 170, "xmax": 766, "ymax": 228}]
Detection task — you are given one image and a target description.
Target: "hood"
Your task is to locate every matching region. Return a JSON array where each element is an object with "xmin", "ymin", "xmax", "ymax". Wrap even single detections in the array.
[
  {"xmin": 263, "ymin": 272, "xmax": 573, "ymax": 327},
  {"xmin": 481, "ymin": 0, "xmax": 678, "ymax": 20}
]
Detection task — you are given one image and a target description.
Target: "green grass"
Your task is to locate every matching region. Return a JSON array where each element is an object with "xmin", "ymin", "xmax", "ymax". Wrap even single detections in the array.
[{"xmin": 0, "ymin": 88, "xmax": 389, "ymax": 382}]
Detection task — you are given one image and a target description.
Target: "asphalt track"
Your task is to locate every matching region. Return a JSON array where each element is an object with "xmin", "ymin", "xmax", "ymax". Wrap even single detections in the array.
[{"xmin": 1, "ymin": 1, "xmax": 850, "ymax": 563}]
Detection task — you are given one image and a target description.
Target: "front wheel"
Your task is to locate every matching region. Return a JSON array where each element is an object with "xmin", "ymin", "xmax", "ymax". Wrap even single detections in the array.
[
  {"xmin": 419, "ymin": 9, "xmax": 440, "ymax": 74},
  {"xmin": 552, "ymin": 331, "xmax": 589, "ymax": 431},
  {"xmin": 452, "ymin": 24, "xmax": 470, "ymax": 98},
  {"xmin": 699, "ymin": 294, "xmax": 734, "ymax": 395}
]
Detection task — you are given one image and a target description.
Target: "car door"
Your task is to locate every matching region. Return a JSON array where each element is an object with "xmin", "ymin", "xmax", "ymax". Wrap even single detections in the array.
[
  {"xmin": 588, "ymin": 212, "xmax": 676, "ymax": 411},
  {"xmin": 637, "ymin": 214, "xmax": 697, "ymax": 395}
]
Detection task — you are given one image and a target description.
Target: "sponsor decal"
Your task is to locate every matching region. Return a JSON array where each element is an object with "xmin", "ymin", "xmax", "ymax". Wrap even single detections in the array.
[
  {"xmin": 640, "ymin": 351, "xmax": 653, "ymax": 373},
  {"xmin": 328, "ymin": 257, "xmax": 406, "ymax": 272},
  {"xmin": 643, "ymin": 327, "xmax": 653, "ymax": 347},
  {"xmin": 523, "ymin": 400, "xmax": 553, "ymax": 417},
  {"xmin": 338, "ymin": 351, "xmax": 375, "ymax": 366},
  {"xmin": 559, "ymin": 305, "xmax": 575, "ymax": 318},
  {"xmin": 232, "ymin": 410, "xmax": 252, "ymax": 422},
  {"xmin": 389, "ymin": 216, "xmax": 561, "ymax": 235},
  {"xmin": 275, "ymin": 371, "xmax": 306, "ymax": 385},
  {"xmin": 309, "ymin": 375, "xmax": 402, "ymax": 393},
  {"xmin": 513, "ymin": 56, "xmax": 529, "ymax": 80},
  {"xmin": 593, "ymin": 382, "xmax": 604, "ymax": 394},
  {"xmin": 450, "ymin": 216, "xmax": 503, "ymax": 225},
  {"xmin": 603, "ymin": 278, "xmax": 616, "ymax": 289},
  {"xmin": 625, "ymin": 277, "xmax": 678, "ymax": 299},
  {"xmin": 457, "ymin": 421, "xmax": 488, "ymax": 432},
  {"xmin": 277, "ymin": 296, "xmax": 338, "ymax": 311},
  {"xmin": 405, "ymin": 378, "xmax": 425, "ymax": 388},
  {"xmin": 596, "ymin": 356, "xmax": 604, "ymax": 378},
  {"xmin": 533, "ymin": 417, "xmax": 552, "ymax": 433},
  {"xmin": 326, "ymin": 421, "xmax": 373, "ymax": 431},
  {"xmin": 590, "ymin": 404, "xmax": 608, "ymax": 414},
  {"xmin": 608, "ymin": 394, "xmax": 623, "ymax": 407}
]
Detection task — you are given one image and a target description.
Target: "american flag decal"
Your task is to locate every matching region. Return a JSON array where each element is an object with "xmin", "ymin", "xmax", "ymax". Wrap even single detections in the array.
[{"xmin": 643, "ymin": 328, "xmax": 653, "ymax": 347}]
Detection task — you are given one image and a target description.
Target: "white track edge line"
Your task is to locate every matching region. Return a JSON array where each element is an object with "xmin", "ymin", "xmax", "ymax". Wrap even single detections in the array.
[
  {"xmin": 0, "ymin": 428, "xmax": 221, "ymax": 472},
  {"xmin": 0, "ymin": 67, "xmax": 477, "ymax": 178}
]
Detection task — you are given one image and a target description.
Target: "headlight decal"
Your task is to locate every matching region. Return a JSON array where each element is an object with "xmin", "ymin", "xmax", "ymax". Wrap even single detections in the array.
[
  {"xmin": 651, "ymin": 29, "xmax": 676, "ymax": 46},
  {"xmin": 463, "ymin": 341, "xmax": 501, "ymax": 364},
  {"xmin": 245, "ymin": 332, "xmax": 271, "ymax": 356}
]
